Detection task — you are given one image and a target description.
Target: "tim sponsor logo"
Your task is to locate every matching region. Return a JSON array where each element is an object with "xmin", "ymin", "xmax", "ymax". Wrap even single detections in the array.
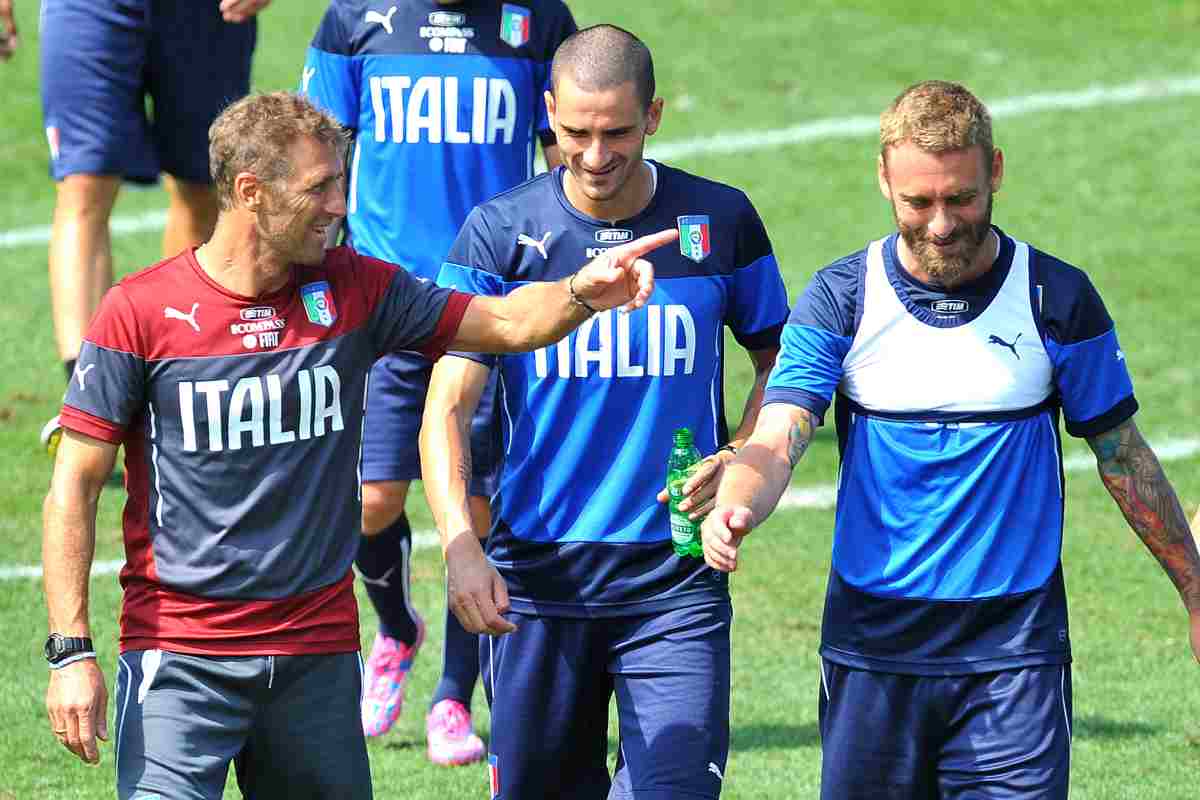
[
  {"xmin": 428, "ymin": 10, "xmax": 466, "ymax": 26},
  {"xmin": 241, "ymin": 306, "xmax": 276, "ymax": 321},
  {"xmin": 595, "ymin": 228, "xmax": 632, "ymax": 244},
  {"xmin": 931, "ymin": 299, "xmax": 969, "ymax": 314}
]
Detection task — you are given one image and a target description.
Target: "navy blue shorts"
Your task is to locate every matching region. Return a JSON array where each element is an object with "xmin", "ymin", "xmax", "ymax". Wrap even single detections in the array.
[
  {"xmin": 39, "ymin": 0, "xmax": 255, "ymax": 183},
  {"xmin": 360, "ymin": 351, "xmax": 500, "ymax": 495},
  {"xmin": 818, "ymin": 661, "xmax": 1073, "ymax": 800},
  {"xmin": 481, "ymin": 601, "xmax": 732, "ymax": 800}
]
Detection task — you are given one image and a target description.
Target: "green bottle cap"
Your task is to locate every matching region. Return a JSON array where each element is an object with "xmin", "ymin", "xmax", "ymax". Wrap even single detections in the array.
[{"xmin": 673, "ymin": 427, "xmax": 693, "ymax": 447}]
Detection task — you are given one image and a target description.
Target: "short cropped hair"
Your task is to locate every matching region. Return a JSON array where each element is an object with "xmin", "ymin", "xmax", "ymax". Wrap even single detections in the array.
[
  {"xmin": 880, "ymin": 81, "xmax": 994, "ymax": 172},
  {"xmin": 550, "ymin": 24, "xmax": 655, "ymax": 109},
  {"xmin": 209, "ymin": 92, "xmax": 348, "ymax": 210}
]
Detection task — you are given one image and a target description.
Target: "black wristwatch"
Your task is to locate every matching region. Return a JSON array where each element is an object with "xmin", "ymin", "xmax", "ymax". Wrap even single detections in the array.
[{"xmin": 44, "ymin": 633, "xmax": 95, "ymax": 667}]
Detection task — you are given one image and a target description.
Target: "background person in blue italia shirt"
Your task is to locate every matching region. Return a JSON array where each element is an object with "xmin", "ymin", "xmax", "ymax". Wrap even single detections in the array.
[{"xmin": 301, "ymin": 0, "xmax": 577, "ymax": 763}]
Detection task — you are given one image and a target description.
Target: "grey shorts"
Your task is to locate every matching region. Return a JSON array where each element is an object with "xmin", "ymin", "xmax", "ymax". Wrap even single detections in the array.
[{"xmin": 114, "ymin": 650, "xmax": 370, "ymax": 800}]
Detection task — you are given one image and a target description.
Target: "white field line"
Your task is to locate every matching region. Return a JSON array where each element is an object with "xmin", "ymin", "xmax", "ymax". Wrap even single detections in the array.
[
  {"xmin": 3, "ymin": 437, "xmax": 1196, "ymax": 582},
  {"xmin": 649, "ymin": 75, "xmax": 1200, "ymax": 162},
  {"xmin": 2, "ymin": 75, "xmax": 1199, "ymax": 250},
  {"xmin": 0, "ymin": 210, "xmax": 168, "ymax": 250}
]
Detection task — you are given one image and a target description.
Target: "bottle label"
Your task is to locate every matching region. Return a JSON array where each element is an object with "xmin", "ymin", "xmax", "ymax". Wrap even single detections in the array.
[
  {"xmin": 667, "ymin": 476, "xmax": 698, "ymax": 545},
  {"xmin": 670, "ymin": 514, "xmax": 698, "ymax": 545}
]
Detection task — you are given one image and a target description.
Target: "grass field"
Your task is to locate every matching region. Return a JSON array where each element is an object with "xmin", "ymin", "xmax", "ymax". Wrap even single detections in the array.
[{"xmin": 2, "ymin": 1, "xmax": 1199, "ymax": 797}]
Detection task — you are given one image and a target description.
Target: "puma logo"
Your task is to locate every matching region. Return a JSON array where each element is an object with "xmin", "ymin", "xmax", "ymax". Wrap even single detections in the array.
[
  {"xmin": 517, "ymin": 231, "xmax": 552, "ymax": 260},
  {"xmin": 365, "ymin": 6, "xmax": 398, "ymax": 34},
  {"xmin": 708, "ymin": 762, "xmax": 724, "ymax": 781},
  {"xmin": 73, "ymin": 363, "xmax": 96, "ymax": 391},
  {"xmin": 164, "ymin": 303, "xmax": 200, "ymax": 333},
  {"xmin": 987, "ymin": 332, "xmax": 1021, "ymax": 359}
]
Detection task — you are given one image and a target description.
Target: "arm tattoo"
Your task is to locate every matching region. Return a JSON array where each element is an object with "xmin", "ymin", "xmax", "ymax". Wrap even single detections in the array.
[
  {"xmin": 787, "ymin": 413, "xmax": 816, "ymax": 469},
  {"xmin": 456, "ymin": 453, "xmax": 472, "ymax": 484},
  {"xmin": 1087, "ymin": 420, "xmax": 1200, "ymax": 614}
]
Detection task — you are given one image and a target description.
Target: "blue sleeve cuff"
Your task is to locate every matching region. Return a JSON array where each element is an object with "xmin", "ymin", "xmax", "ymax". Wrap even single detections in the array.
[
  {"xmin": 733, "ymin": 321, "xmax": 784, "ymax": 352},
  {"xmin": 763, "ymin": 387, "xmax": 830, "ymax": 424},
  {"xmin": 1064, "ymin": 394, "xmax": 1138, "ymax": 439}
]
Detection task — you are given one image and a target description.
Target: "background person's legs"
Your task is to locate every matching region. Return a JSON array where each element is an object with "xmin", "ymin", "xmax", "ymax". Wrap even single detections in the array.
[
  {"xmin": 48, "ymin": 173, "xmax": 119, "ymax": 367},
  {"xmin": 162, "ymin": 175, "xmax": 219, "ymax": 258},
  {"xmin": 38, "ymin": 0, "xmax": 154, "ymax": 452},
  {"xmin": 359, "ymin": 478, "xmax": 425, "ymax": 707},
  {"xmin": 41, "ymin": 173, "xmax": 121, "ymax": 452}
]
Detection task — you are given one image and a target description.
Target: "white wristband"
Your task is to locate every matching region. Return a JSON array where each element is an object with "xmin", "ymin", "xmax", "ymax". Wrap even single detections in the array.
[{"xmin": 47, "ymin": 652, "xmax": 97, "ymax": 670}]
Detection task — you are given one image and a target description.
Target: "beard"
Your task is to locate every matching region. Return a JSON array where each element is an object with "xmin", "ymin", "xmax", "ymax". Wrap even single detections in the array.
[
  {"xmin": 896, "ymin": 193, "xmax": 994, "ymax": 287},
  {"xmin": 258, "ymin": 197, "xmax": 327, "ymax": 267}
]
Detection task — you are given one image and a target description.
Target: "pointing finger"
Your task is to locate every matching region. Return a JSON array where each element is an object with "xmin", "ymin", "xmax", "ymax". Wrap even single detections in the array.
[{"xmin": 616, "ymin": 228, "xmax": 678, "ymax": 263}]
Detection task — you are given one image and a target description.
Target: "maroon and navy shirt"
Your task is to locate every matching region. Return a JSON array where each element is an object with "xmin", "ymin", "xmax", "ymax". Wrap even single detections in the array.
[{"xmin": 60, "ymin": 246, "xmax": 470, "ymax": 655}]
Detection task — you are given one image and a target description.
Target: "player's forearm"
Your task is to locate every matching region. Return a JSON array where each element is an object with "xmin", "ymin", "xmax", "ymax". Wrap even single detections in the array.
[
  {"xmin": 470, "ymin": 277, "xmax": 591, "ymax": 353},
  {"xmin": 1088, "ymin": 420, "xmax": 1200, "ymax": 615},
  {"xmin": 42, "ymin": 482, "xmax": 101, "ymax": 637},
  {"xmin": 718, "ymin": 407, "xmax": 816, "ymax": 524},
  {"xmin": 420, "ymin": 385, "xmax": 482, "ymax": 555}
]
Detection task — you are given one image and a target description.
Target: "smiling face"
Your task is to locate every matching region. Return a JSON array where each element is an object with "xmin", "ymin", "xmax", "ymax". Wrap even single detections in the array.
[
  {"xmin": 254, "ymin": 134, "xmax": 346, "ymax": 267},
  {"xmin": 547, "ymin": 75, "xmax": 662, "ymax": 220},
  {"xmin": 879, "ymin": 140, "xmax": 1003, "ymax": 288}
]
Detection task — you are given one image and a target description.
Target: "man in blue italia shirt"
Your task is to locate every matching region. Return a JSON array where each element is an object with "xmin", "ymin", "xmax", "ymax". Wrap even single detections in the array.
[{"xmin": 421, "ymin": 24, "xmax": 789, "ymax": 798}]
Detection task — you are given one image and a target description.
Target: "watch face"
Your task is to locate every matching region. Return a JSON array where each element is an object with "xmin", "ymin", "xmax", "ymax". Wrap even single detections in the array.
[{"xmin": 44, "ymin": 634, "xmax": 63, "ymax": 661}]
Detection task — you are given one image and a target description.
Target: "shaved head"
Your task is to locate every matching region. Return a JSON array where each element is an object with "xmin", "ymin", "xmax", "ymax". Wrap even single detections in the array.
[{"xmin": 550, "ymin": 24, "xmax": 655, "ymax": 108}]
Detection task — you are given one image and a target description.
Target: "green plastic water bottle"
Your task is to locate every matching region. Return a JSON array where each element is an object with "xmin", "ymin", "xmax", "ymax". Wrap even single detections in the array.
[{"xmin": 667, "ymin": 427, "xmax": 704, "ymax": 558}]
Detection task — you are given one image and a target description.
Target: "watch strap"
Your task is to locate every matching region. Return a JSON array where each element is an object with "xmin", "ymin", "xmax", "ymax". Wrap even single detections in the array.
[
  {"xmin": 47, "ymin": 651, "xmax": 97, "ymax": 670},
  {"xmin": 45, "ymin": 634, "xmax": 95, "ymax": 664}
]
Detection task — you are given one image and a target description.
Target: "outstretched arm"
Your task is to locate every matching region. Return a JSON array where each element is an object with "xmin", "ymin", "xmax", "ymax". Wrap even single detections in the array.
[
  {"xmin": 448, "ymin": 229, "xmax": 676, "ymax": 354},
  {"xmin": 420, "ymin": 356, "xmax": 517, "ymax": 636},
  {"xmin": 702, "ymin": 402, "xmax": 818, "ymax": 573},
  {"xmin": 1086, "ymin": 418, "xmax": 1200, "ymax": 662}
]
